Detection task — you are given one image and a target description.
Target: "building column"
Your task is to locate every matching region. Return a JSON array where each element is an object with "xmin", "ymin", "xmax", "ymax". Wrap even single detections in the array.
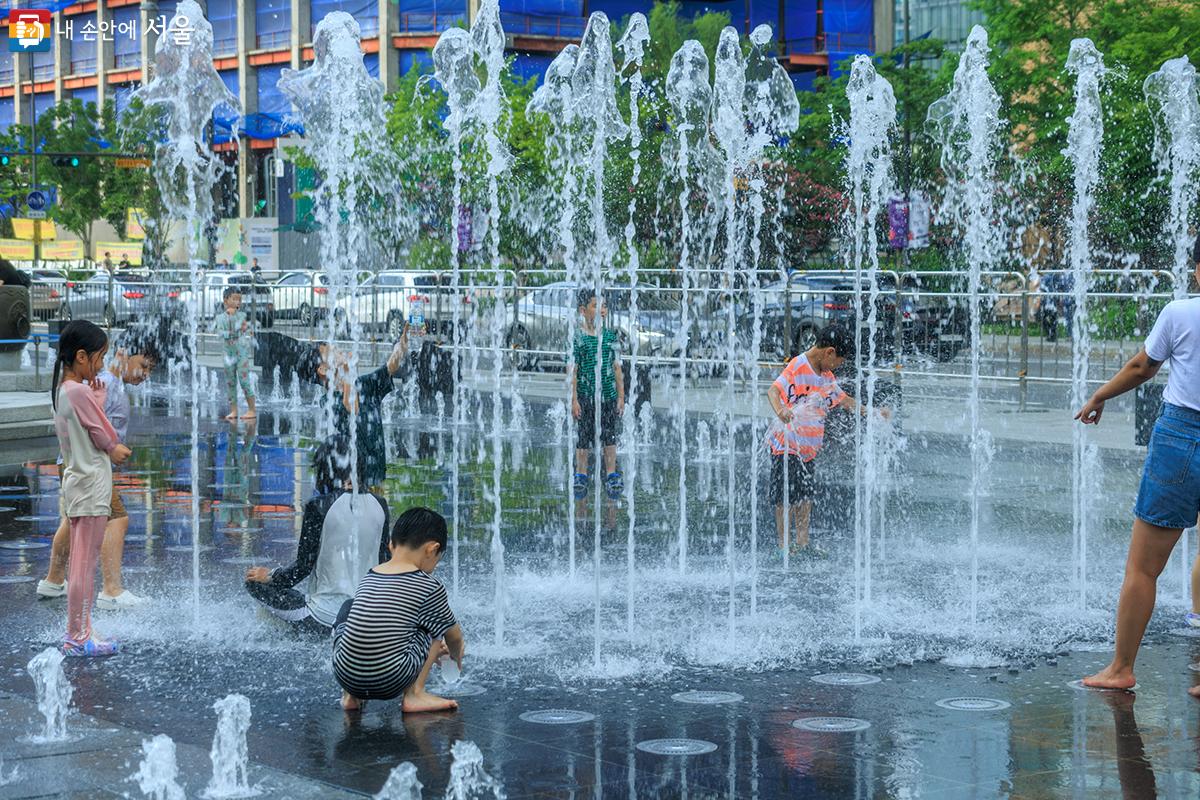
[
  {"xmin": 236, "ymin": 0, "xmax": 254, "ymax": 217},
  {"xmin": 140, "ymin": 0, "xmax": 159, "ymax": 83},
  {"xmin": 377, "ymin": 0, "xmax": 395, "ymax": 91},
  {"xmin": 291, "ymin": 0, "xmax": 308, "ymax": 64},
  {"xmin": 96, "ymin": 2, "xmax": 113, "ymax": 110},
  {"xmin": 53, "ymin": 11, "xmax": 65, "ymax": 101},
  {"xmin": 873, "ymin": 0, "xmax": 894, "ymax": 54}
]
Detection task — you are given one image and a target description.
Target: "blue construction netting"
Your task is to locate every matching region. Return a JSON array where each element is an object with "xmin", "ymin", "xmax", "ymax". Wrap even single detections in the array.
[
  {"xmin": 32, "ymin": 46, "xmax": 54, "ymax": 80},
  {"xmin": 112, "ymin": 6, "xmax": 140, "ymax": 67},
  {"xmin": 243, "ymin": 64, "xmax": 300, "ymax": 139},
  {"xmin": 0, "ymin": 27, "xmax": 9, "ymax": 84},
  {"xmin": 156, "ymin": 0, "xmax": 179, "ymax": 27},
  {"xmin": 397, "ymin": 0, "xmax": 467, "ymax": 33},
  {"xmin": 211, "ymin": 68, "xmax": 239, "ymax": 143},
  {"xmin": 33, "ymin": 91, "xmax": 55, "ymax": 120},
  {"xmin": 790, "ymin": 71, "xmax": 817, "ymax": 94},
  {"xmin": 785, "ymin": 3, "xmax": 818, "ymax": 46},
  {"xmin": 828, "ymin": 51, "xmax": 866, "ymax": 78},
  {"xmin": 0, "ymin": 97, "xmax": 14, "ymax": 134},
  {"xmin": 113, "ymin": 82, "xmax": 140, "ymax": 118},
  {"xmin": 398, "ymin": 50, "xmax": 434, "ymax": 76},
  {"xmin": 254, "ymin": 0, "xmax": 290, "ymax": 49},
  {"xmin": 311, "ymin": 0, "xmax": 379, "ymax": 37},
  {"xmin": 510, "ymin": 52, "xmax": 555, "ymax": 83},
  {"xmin": 71, "ymin": 85, "xmax": 98, "ymax": 108},
  {"xmin": 363, "ymin": 52, "xmax": 379, "ymax": 78},
  {"xmin": 824, "ymin": 0, "xmax": 872, "ymax": 36},
  {"xmin": 500, "ymin": 0, "xmax": 583, "ymax": 36},
  {"xmin": 209, "ymin": 0, "xmax": 238, "ymax": 55},
  {"xmin": 67, "ymin": 14, "xmax": 96, "ymax": 74}
]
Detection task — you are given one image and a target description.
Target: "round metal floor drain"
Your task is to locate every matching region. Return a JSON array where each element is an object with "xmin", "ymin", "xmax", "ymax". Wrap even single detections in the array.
[
  {"xmin": 936, "ymin": 697, "xmax": 1011, "ymax": 712},
  {"xmin": 0, "ymin": 575, "xmax": 34, "ymax": 583},
  {"xmin": 0, "ymin": 487, "xmax": 27, "ymax": 493},
  {"xmin": 1169, "ymin": 627, "xmax": 1200, "ymax": 639},
  {"xmin": 219, "ymin": 526, "xmax": 264, "ymax": 534},
  {"xmin": 1067, "ymin": 679, "xmax": 1139, "ymax": 692},
  {"xmin": 433, "ymin": 682, "xmax": 486, "ymax": 698},
  {"xmin": 0, "ymin": 541, "xmax": 49, "ymax": 550},
  {"xmin": 1190, "ymin": 663, "xmax": 1200, "ymax": 673},
  {"xmin": 519, "ymin": 710, "xmax": 596, "ymax": 725},
  {"xmin": 671, "ymin": 691, "xmax": 743, "ymax": 705},
  {"xmin": 123, "ymin": 536, "xmax": 147, "ymax": 542},
  {"xmin": 270, "ymin": 538, "xmax": 297, "ymax": 545},
  {"xmin": 811, "ymin": 672, "xmax": 881, "ymax": 686},
  {"xmin": 636, "ymin": 739, "xmax": 717, "ymax": 756},
  {"xmin": 792, "ymin": 717, "xmax": 871, "ymax": 733}
]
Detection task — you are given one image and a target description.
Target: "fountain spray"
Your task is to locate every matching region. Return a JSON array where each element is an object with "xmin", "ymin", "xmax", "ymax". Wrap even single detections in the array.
[
  {"xmin": 203, "ymin": 694, "xmax": 255, "ymax": 799},
  {"xmin": 133, "ymin": 734, "xmax": 186, "ymax": 800},
  {"xmin": 927, "ymin": 25, "xmax": 1001, "ymax": 628},
  {"xmin": 134, "ymin": 0, "xmax": 240, "ymax": 625},
  {"xmin": 26, "ymin": 647, "xmax": 72, "ymax": 742}
]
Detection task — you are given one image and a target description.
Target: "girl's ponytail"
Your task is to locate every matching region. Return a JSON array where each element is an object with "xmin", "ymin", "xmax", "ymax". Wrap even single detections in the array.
[{"xmin": 52, "ymin": 321, "xmax": 108, "ymax": 410}]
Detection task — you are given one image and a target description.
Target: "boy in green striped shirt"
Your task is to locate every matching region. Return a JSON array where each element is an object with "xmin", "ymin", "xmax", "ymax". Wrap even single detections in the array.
[{"xmin": 571, "ymin": 288, "xmax": 624, "ymax": 500}]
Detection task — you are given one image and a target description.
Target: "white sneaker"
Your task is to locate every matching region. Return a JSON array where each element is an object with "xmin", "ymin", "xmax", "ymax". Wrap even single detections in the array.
[
  {"xmin": 36, "ymin": 579, "xmax": 67, "ymax": 599},
  {"xmin": 96, "ymin": 590, "xmax": 146, "ymax": 611},
  {"xmin": 1186, "ymin": 612, "xmax": 1200, "ymax": 629}
]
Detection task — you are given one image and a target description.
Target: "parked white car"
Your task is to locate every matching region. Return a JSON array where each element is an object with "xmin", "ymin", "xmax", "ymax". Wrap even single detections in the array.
[
  {"xmin": 272, "ymin": 270, "xmax": 332, "ymax": 325},
  {"xmin": 176, "ymin": 270, "xmax": 275, "ymax": 327},
  {"xmin": 333, "ymin": 270, "xmax": 465, "ymax": 340}
]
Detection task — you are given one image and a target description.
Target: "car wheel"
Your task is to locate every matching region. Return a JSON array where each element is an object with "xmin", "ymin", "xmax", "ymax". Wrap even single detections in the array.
[
  {"xmin": 298, "ymin": 303, "xmax": 313, "ymax": 327},
  {"xmin": 58, "ymin": 303, "xmax": 72, "ymax": 321},
  {"xmin": 506, "ymin": 325, "xmax": 537, "ymax": 371},
  {"xmin": 386, "ymin": 311, "xmax": 405, "ymax": 341},
  {"xmin": 103, "ymin": 305, "xmax": 116, "ymax": 329}
]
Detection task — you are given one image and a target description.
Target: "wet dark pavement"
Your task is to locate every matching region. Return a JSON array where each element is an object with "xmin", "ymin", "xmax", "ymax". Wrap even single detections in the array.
[
  {"xmin": 1, "ymin": 394, "xmax": 1199, "ymax": 797},
  {"xmin": 0, "ymin": 633, "xmax": 1199, "ymax": 798}
]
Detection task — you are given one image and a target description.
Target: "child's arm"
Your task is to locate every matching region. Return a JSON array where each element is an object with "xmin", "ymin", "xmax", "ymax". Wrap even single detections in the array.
[
  {"xmin": 443, "ymin": 623, "xmax": 465, "ymax": 667},
  {"xmin": 613, "ymin": 353, "xmax": 625, "ymax": 414},
  {"xmin": 255, "ymin": 498, "xmax": 324, "ymax": 587},
  {"xmin": 570, "ymin": 364, "xmax": 580, "ymax": 418},
  {"xmin": 767, "ymin": 383, "xmax": 791, "ymax": 422},
  {"xmin": 67, "ymin": 383, "xmax": 127, "ymax": 460},
  {"xmin": 836, "ymin": 392, "xmax": 892, "ymax": 420}
]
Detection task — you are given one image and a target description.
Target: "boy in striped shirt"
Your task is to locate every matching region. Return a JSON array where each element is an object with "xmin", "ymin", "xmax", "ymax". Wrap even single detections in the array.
[{"xmin": 767, "ymin": 325, "xmax": 876, "ymax": 556}]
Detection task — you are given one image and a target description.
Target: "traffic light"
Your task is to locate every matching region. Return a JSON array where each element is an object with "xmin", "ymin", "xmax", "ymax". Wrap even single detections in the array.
[{"xmin": 50, "ymin": 156, "xmax": 81, "ymax": 168}]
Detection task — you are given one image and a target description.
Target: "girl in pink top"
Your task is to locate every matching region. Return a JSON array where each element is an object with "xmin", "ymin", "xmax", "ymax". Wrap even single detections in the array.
[{"xmin": 52, "ymin": 321, "xmax": 132, "ymax": 657}]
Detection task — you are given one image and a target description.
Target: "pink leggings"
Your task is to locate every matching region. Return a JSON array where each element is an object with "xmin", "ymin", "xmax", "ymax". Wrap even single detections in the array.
[{"xmin": 66, "ymin": 516, "xmax": 107, "ymax": 642}]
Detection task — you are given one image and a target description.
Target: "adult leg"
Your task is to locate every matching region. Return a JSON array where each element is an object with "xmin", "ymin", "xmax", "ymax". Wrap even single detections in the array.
[
  {"xmin": 401, "ymin": 639, "xmax": 458, "ymax": 713},
  {"xmin": 66, "ymin": 516, "xmax": 108, "ymax": 643},
  {"xmin": 43, "ymin": 516, "xmax": 70, "ymax": 587},
  {"xmin": 1083, "ymin": 518, "xmax": 1182, "ymax": 689},
  {"xmin": 99, "ymin": 515, "xmax": 130, "ymax": 597}
]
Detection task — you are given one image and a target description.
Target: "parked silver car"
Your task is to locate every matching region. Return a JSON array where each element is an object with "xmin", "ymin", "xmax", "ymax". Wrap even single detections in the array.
[
  {"xmin": 505, "ymin": 281, "xmax": 677, "ymax": 372},
  {"xmin": 62, "ymin": 271, "xmax": 160, "ymax": 327},
  {"xmin": 29, "ymin": 269, "xmax": 68, "ymax": 321}
]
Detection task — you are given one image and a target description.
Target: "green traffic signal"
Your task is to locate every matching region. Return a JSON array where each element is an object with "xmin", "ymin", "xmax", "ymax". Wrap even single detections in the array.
[
  {"xmin": 0, "ymin": 155, "xmax": 9, "ymax": 166},
  {"xmin": 50, "ymin": 156, "xmax": 81, "ymax": 168}
]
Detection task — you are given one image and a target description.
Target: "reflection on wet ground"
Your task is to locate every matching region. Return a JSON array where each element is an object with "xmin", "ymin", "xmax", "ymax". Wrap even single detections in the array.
[{"xmin": 0, "ymin": 394, "xmax": 1197, "ymax": 797}]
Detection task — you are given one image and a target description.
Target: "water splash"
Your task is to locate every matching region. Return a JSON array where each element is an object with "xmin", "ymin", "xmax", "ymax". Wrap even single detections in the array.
[
  {"xmin": 927, "ymin": 25, "xmax": 1002, "ymax": 628},
  {"xmin": 133, "ymin": 734, "xmax": 186, "ymax": 800},
  {"xmin": 134, "ymin": 0, "xmax": 239, "ymax": 626},
  {"xmin": 375, "ymin": 762, "xmax": 422, "ymax": 800},
  {"xmin": 26, "ymin": 647, "xmax": 71, "ymax": 742},
  {"xmin": 1143, "ymin": 56, "xmax": 1200, "ymax": 298},
  {"xmin": 203, "ymin": 694, "xmax": 257, "ymax": 799},
  {"xmin": 445, "ymin": 741, "xmax": 505, "ymax": 799},
  {"xmin": 1065, "ymin": 39, "xmax": 1106, "ymax": 610},
  {"xmin": 844, "ymin": 54, "xmax": 897, "ymax": 642}
]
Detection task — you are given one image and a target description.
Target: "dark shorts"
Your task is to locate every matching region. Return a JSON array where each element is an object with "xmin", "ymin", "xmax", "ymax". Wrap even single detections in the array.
[
  {"xmin": 1134, "ymin": 403, "xmax": 1200, "ymax": 530},
  {"xmin": 769, "ymin": 454, "xmax": 815, "ymax": 505},
  {"xmin": 577, "ymin": 396, "xmax": 620, "ymax": 449}
]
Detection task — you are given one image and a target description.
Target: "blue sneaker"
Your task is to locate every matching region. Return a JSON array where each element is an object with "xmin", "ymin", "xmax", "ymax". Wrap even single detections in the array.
[
  {"xmin": 605, "ymin": 472, "xmax": 624, "ymax": 500},
  {"xmin": 61, "ymin": 637, "xmax": 119, "ymax": 658},
  {"xmin": 573, "ymin": 473, "xmax": 589, "ymax": 500},
  {"xmin": 1187, "ymin": 612, "xmax": 1200, "ymax": 629}
]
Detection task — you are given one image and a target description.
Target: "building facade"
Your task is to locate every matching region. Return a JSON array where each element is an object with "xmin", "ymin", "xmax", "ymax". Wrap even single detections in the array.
[{"xmin": 2, "ymin": 0, "xmax": 885, "ymax": 219}]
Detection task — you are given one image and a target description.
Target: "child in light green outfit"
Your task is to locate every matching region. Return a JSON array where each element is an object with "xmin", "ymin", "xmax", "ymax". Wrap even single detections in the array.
[{"xmin": 215, "ymin": 287, "xmax": 256, "ymax": 420}]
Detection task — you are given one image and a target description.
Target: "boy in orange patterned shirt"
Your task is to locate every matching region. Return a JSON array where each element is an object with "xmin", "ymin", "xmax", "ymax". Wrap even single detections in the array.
[{"xmin": 766, "ymin": 325, "xmax": 880, "ymax": 556}]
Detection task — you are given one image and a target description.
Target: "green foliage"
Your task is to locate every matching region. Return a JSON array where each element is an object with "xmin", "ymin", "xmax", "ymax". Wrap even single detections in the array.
[{"xmin": 973, "ymin": 0, "xmax": 1200, "ymax": 265}]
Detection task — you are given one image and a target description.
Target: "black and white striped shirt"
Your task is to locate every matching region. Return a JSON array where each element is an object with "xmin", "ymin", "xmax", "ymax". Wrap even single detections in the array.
[{"xmin": 331, "ymin": 569, "xmax": 457, "ymax": 700}]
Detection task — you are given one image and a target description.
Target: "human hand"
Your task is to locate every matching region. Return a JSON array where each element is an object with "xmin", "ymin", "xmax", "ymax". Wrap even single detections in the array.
[
  {"xmin": 878, "ymin": 407, "xmax": 893, "ymax": 421},
  {"xmin": 1075, "ymin": 397, "xmax": 1105, "ymax": 425},
  {"xmin": 776, "ymin": 406, "xmax": 792, "ymax": 423},
  {"xmin": 111, "ymin": 444, "xmax": 132, "ymax": 465},
  {"xmin": 245, "ymin": 566, "xmax": 271, "ymax": 583},
  {"xmin": 572, "ymin": 398, "xmax": 581, "ymax": 419}
]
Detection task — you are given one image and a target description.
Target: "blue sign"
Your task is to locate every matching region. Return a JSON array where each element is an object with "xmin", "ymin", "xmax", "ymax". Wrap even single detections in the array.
[{"xmin": 26, "ymin": 190, "xmax": 48, "ymax": 211}]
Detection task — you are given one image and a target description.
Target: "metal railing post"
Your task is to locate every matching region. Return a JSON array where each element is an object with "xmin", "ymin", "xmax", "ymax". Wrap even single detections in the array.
[
  {"xmin": 1019, "ymin": 285, "xmax": 1029, "ymax": 411},
  {"xmin": 34, "ymin": 335, "xmax": 41, "ymax": 382}
]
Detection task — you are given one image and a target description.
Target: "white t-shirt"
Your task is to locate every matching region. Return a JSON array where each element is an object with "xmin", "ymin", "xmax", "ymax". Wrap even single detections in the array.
[{"xmin": 1145, "ymin": 297, "xmax": 1200, "ymax": 412}]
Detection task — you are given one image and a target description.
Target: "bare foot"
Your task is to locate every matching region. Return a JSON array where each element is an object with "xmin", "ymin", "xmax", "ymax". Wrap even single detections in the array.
[
  {"xmin": 401, "ymin": 690, "xmax": 458, "ymax": 714},
  {"xmin": 341, "ymin": 691, "xmax": 366, "ymax": 711},
  {"xmin": 1081, "ymin": 664, "xmax": 1136, "ymax": 690},
  {"xmin": 240, "ymin": 411, "xmax": 257, "ymax": 419},
  {"xmin": 224, "ymin": 412, "xmax": 237, "ymax": 421},
  {"xmin": 1189, "ymin": 685, "xmax": 1200, "ymax": 699}
]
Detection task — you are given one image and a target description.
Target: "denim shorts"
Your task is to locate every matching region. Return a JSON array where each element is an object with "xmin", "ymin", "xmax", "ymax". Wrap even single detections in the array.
[{"xmin": 1134, "ymin": 403, "xmax": 1200, "ymax": 530}]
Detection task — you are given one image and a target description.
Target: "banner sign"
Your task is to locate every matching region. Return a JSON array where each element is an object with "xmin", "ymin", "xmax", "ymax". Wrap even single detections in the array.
[
  {"xmin": 94, "ymin": 241, "xmax": 144, "ymax": 265},
  {"xmin": 0, "ymin": 239, "xmax": 34, "ymax": 259},
  {"xmin": 41, "ymin": 240, "xmax": 85, "ymax": 260},
  {"xmin": 126, "ymin": 208, "xmax": 147, "ymax": 239},
  {"xmin": 11, "ymin": 218, "xmax": 56, "ymax": 240}
]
